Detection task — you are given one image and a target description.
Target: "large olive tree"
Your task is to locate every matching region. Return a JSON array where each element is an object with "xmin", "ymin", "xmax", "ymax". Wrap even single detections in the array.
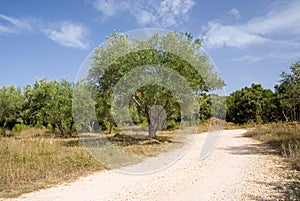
[{"xmin": 88, "ymin": 31, "xmax": 224, "ymax": 138}]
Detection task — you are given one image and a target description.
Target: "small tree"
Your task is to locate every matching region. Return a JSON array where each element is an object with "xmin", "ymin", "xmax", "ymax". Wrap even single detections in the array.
[
  {"xmin": 25, "ymin": 79, "xmax": 74, "ymax": 137},
  {"xmin": 226, "ymin": 84, "xmax": 277, "ymax": 124},
  {"xmin": 0, "ymin": 86, "xmax": 24, "ymax": 136},
  {"xmin": 275, "ymin": 61, "xmax": 300, "ymax": 121}
]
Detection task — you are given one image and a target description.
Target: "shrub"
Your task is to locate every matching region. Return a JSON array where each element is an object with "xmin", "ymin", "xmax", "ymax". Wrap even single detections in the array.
[
  {"xmin": 165, "ymin": 119, "xmax": 179, "ymax": 130},
  {"xmin": 12, "ymin": 124, "xmax": 30, "ymax": 133}
]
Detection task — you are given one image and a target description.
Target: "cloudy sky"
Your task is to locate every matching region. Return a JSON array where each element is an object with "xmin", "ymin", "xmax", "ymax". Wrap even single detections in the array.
[{"xmin": 1, "ymin": 0, "xmax": 299, "ymax": 94}]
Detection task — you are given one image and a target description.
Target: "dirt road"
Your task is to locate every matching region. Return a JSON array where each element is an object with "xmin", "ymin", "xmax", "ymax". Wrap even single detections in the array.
[{"xmin": 7, "ymin": 129, "xmax": 285, "ymax": 201}]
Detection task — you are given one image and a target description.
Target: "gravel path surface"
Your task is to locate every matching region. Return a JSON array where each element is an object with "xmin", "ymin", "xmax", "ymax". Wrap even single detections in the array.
[{"xmin": 5, "ymin": 129, "xmax": 287, "ymax": 201}]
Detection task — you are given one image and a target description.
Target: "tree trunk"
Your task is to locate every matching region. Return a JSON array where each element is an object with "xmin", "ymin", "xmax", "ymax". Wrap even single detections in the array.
[
  {"xmin": 292, "ymin": 106, "xmax": 296, "ymax": 121},
  {"xmin": 2, "ymin": 119, "xmax": 7, "ymax": 137},
  {"xmin": 68, "ymin": 117, "xmax": 74, "ymax": 137},
  {"xmin": 57, "ymin": 120, "xmax": 66, "ymax": 138},
  {"xmin": 86, "ymin": 121, "xmax": 93, "ymax": 132},
  {"xmin": 146, "ymin": 108, "xmax": 158, "ymax": 138},
  {"xmin": 148, "ymin": 120, "xmax": 157, "ymax": 138},
  {"xmin": 109, "ymin": 120, "xmax": 114, "ymax": 134},
  {"xmin": 282, "ymin": 110, "xmax": 289, "ymax": 121}
]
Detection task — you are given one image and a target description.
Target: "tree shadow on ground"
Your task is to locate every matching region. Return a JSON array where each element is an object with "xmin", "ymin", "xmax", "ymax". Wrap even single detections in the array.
[
  {"xmin": 244, "ymin": 179, "xmax": 300, "ymax": 201},
  {"xmin": 220, "ymin": 142, "xmax": 279, "ymax": 156},
  {"xmin": 107, "ymin": 133, "xmax": 174, "ymax": 146},
  {"xmin": 60, "ymin": 133, "xmax": 175, "ymax": 148}
]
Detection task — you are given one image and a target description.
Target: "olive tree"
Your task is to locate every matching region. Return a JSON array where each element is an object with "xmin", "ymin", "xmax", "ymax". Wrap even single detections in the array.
[
  {"xmin": 0, "ymin": 86, "xmax": 24, "ymax": 136},
  {"xmin": 275, "ymin": 61, "xmax": 300, "ymax": 121},
  {"xmin": 25, "ymin": 79, "xmax": 74, "ymax": 137},
  {"xmin": 87, "ymin": 31, "xmax": 224, "ymax": 138}
]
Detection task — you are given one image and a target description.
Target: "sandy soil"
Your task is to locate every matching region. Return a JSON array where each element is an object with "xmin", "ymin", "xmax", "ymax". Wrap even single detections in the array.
[{"xmin": 4, "ymin": 129, "xmax": 286, "ymax": 201}]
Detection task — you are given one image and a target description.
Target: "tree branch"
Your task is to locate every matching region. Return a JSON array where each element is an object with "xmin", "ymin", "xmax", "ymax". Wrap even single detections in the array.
[{"xmin": 131, "ymin": 95, "xmax": 147, "ymax": 116}]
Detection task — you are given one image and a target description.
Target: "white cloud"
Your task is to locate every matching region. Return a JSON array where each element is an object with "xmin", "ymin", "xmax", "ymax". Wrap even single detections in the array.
[
  {"xmin": 92, "ymin": 0, "xmax": 196, "ymax": 27},
  {"xmin": 93, "ymin": 0, "xmax": 128, "ymax": 18},
  {"xmin": 234, "ymin": 49, "xmax": 300, "ymax": 64},
  {"xmin": 0, "ymin": 13, "xmax": 32, "ymax": 35},
  {"xmin": 0, "ymin": 13, "xmax": 90, "ymax": 50},
  {"xmin": 0, "ymin": 24, "xmax": 14, "ymax": 35},
  {"xmin": 43, "ymin": 22, "xmax": 90, "ymax": 49},
  {"xmin": 234, "ymin": 55, "xmax": 263, "ymax": 63},
  {"xmin": 203, "ymin": 21, "xmax": 267, "ymax": 48},
  {"xmin": 228, "ymin": 8, "xmax": 240, "ymax": 18},
  {"xmin": 202, "ymin": 0, "xmax": 300, "ymax": 48}
]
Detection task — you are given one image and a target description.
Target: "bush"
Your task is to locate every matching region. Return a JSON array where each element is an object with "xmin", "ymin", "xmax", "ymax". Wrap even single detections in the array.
[
  {"xmin": 165, "ymin": 119, "xmax": 179, "ymax": 130},
  {"xmin": 12, "ymin": 124, "xmax": 30, "ymax": 133}
]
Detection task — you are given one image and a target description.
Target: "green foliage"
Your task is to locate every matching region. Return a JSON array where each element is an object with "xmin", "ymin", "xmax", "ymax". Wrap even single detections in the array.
[
  {"xmin": 24, "ymin": 79, "xmax": 74, "ymax": 137},
  {"xmin": 73, "ymin": 82, "xmax": 97, "ymax": 132},
  {"xmin": 0, "ymin": 86, "xmax": 24, "ymax": 136},
  {"xmin": 0, "ymin": 37, "xmax": 299, "ymax": 138},
  {"xmin": 12, "ymin": 124, "xmax": 30, "ymax": 133},
  {"xmin": 226, "ymin": 84, "xmax": 277, "ymax": 124},
  {"xmin": 165, "ymin": 119, "xmax": 179, "ymax": 130},
  {"xmin": 88, "ymin": 31, "xmax": 224, "ymax": 137},
  {"xmin": 275, "ymin": 61, "xmax": 300, "ymax": 121},
  {"xmin": 198, "ymin": 93, "xmax": 211, "ymax": 121}
]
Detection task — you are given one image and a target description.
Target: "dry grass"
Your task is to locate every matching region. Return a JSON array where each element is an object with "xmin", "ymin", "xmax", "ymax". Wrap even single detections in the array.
[
  {"xmin": 198, "ymin": 118, "xmax": 254, "ymax": 133},
  {"xmin": 245, "ymin": 122, "xmax": 300, "ymax": 170},
  {"xmin": 245, "ymin": 122, "xmax": 300, "ymax": 199},
  {"xmin": 0, "ymin": 129, "xmax": 104, "ymax": 198},
  {"xmin": 0, "ymin": 128, "xmax": 179, "ymax": 198},
  {"xmin": 109, "ymin": 130, "xmax": 177, "ymax": 156}
]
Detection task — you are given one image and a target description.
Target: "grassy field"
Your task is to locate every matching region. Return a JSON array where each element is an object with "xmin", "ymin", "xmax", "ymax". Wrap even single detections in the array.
[
  {"xmin": 0, "ymin": 128, "xmax": 177, "ymax": 198},
  {"xmin": 0, "ymin": 128, "xmax": 104, "ymax": 198}
]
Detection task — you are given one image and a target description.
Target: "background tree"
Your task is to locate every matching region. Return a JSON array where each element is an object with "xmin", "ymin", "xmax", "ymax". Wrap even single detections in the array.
[
  {"xmin": 226, "ymin": 84, "xmax": 277, "ymax": 124},
  {"xmin": 87, "ymin": 31, "xmax": 224, "ymax": 138},
  {"xmin": 25, "ymin": 79, "xmax": 74, "ymax": 137},
  {"xmin": 0, "ymin": 86, "xmax": 24, "ymax": 136},
  {"xmin": 73, "ymin": 81, "xmax": 98, "ymax": 132},
  {"xmin": 198, "ymin": 93, "xmax": 211, "ymax": 121},
  {"xmin": 275, "ymin": 61, "xmax": 300, "ymax": 121}
]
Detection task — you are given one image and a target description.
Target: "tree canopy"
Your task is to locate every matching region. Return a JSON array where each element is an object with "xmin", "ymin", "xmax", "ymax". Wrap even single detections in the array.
[
  {"xmin": 86, "ymin": 31, "xmax": 224, "ymax": 137},
  {"xmin": 0, "ymin": 32, "xmax": 299, "ymax": 138},
  {"xmin": 226, "ymin": 84, "xmax": 277, "ymax": 124},
  {"xmin": 23, "ymin": 79, "xmax": 74, "ymax": 137},
  {"xmin": 275, "ymin": 61, "xmax": 300, "ymax": 121},
  {"xmin": 0, "ymin": 86, "xmax": 24, "ymax": 136}
]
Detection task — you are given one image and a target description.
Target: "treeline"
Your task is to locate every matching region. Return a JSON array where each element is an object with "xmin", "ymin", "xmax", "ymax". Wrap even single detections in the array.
[
  {"xmin": 0, "ymin": 79, "xmax": 74, "ymax": 137},
  {"xmin": 0, "ymin": 61, "xmax": 299, "ymax": 137},
  {"xmin": 227, "ymin": 61, "xmax": 300, "ymax": 124}
]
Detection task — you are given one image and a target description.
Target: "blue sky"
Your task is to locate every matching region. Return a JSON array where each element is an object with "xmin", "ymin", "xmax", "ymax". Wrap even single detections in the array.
[{"xmin": 0, "ymin": 0, "xmax": 299, "ymax": 94}]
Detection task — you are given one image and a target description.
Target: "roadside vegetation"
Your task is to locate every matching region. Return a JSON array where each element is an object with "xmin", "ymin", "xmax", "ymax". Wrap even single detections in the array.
[
  {"xmin": 0, "ymin": 127, "xmax": 179, "ymax": 198},
  {"xmin": 245, "ymin": 123, "xmax": 300, "ymax": 199},
  {"xmin": 0, "ymin": 128, "xmax": 103, "ymax": 198},
  {"xmin": 246, "ymin": 123, "xmax": 300, "ymax": 170},
  {"xmin": 0, "ymin": 31, "xmax": 299, "ymax": 198}
]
